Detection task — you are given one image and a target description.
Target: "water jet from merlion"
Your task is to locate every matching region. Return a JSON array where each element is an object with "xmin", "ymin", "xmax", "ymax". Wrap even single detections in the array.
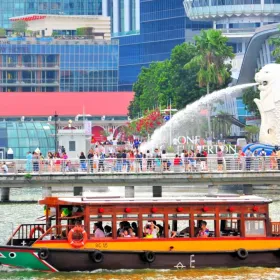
[{"xmin": 140, "ymin": 83, "xmax": 257, "ymax": 152}]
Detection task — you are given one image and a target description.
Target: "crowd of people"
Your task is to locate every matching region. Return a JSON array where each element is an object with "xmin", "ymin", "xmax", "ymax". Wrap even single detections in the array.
[
  {"xmin": 2, "ymin": 140, "xmax": 280, "ymax": 173},
  {"xmin": 91, "ymin": 220, "xmax": 210, "ymax": 239}
]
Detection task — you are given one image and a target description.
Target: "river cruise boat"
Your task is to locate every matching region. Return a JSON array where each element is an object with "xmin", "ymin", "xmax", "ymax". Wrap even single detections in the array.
[{"xmin": 0, "ymin": 195, "xmax": 280, "ymax": 272}]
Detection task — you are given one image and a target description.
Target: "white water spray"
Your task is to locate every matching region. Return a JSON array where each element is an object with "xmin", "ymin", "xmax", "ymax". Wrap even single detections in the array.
[{"xmin": 141, "ymin": 83, "xmax": 257, "ymax": 152}]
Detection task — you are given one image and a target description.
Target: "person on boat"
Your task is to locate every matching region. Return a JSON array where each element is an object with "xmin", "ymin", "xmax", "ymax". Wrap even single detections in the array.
[
  {"xmin": 180, "ymin": 221, "xmax": 199, "ymax": 236},
  {"xmin": 144, "ymin": 222, "xmax": 159, "ymax": 238},
  {"xmin": 197, "ymin": 221, "xmax": 209, "ymax": 238},
  {"xmin": 168, "ymin": 225, "xmax": 177, "ymax": 238},
  {"xmin": 123, "ymin": 229, "xmax": 131, "ymax": 238},
  {"xmin": 131, "ymin": 222, "xmax": 138, "ymax": 236},
  {"xmin": 117, "ymin": 222, "xmax": 125, "ymax": 236},
  {"xmin": 104, "ymin": 225, "xmax": 112, "ymax": 237},
  {"xmin": 93, "ymin": 222, "xmax": 105, "ymax": 238},
  {"xmin": 128, "ymin": 227, "xmax": 136, "ymax": 237}
]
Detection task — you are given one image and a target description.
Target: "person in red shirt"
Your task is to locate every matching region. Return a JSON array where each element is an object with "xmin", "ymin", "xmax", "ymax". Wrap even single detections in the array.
[{"xmin": 173, "ymin": 154, "xmax": 181, "ymax": 172}]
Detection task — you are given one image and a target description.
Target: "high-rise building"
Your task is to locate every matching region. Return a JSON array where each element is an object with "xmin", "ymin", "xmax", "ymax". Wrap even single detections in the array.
[
  {"xmin": 183, "ymin": 0, "xmax": 280, "ymax": 79},
  {"xmin": 1, "ymin": 1, "xmax": 212, "ymax": 92},
  {"xmin": 115, "ymin": 0, "xmax": 211, "ymax": 91},
  {"xmin": 0, "ymin": 37, "xmax": 118, "ymax": 92},
  {"xmin": 0, "ymin": 1, "xmax": 103, "ymax": 28},
  {"xmin": 183, "ymin": 0, "xmax": 279, "ymax": 124}
]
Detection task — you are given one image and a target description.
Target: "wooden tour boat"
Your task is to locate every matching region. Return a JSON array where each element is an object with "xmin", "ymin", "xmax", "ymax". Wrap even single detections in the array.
[{"xmin": 0, "ymin": 195, "xmax": 280, "ymax": 272}]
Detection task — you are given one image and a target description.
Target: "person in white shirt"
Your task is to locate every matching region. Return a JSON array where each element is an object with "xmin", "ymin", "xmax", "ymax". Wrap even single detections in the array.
[{"xmin": 2, "ymin": 162, "xmax": 8, "ymax": 173}]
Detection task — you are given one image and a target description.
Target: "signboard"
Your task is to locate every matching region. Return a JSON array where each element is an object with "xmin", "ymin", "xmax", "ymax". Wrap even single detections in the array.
[{"xmin": 84, "ymin": 121, "xmax": 92, "ymax": 136}]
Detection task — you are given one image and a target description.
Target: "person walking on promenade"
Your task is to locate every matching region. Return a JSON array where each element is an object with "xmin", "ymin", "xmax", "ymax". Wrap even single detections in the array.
[
  {"xmin": 79, "ymin": 152, "xmax": 87, "ymax": 171},
  {"xmin": 98, "ymin": 152, "xmax": 105, "ymax": 172},
  {"xmin": 270, "ymin": 149, "xmax": 277, "ymax": 170},
  {"xmin": 87, "ymin": 149, "xmax": 94, "ymax": 173},
  {"xmin": 245, "ymin": 148, "xmax": 252, "ymax": 171},
  {"xmin": 217, "ymin": 148, "xmax": 224, "ymax": 171},
  {"xmin": 276, "ymin": 148, "xmax": 280, "ymax": 170}
]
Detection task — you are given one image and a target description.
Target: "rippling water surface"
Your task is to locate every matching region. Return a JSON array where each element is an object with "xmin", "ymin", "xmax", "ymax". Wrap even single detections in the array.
[{"xmin": 0, "ymin": 188, "xmax": 280, "ymax": 280}]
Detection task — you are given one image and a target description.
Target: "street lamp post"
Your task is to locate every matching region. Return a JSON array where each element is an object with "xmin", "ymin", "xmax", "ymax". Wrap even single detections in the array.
[
  {"xmin": 161, "ymin": 100, "xmax": 178, "ymax": 147},
  {"xmin": 54, "ymin": 111, "xmax": 58, "ymax": 153}
]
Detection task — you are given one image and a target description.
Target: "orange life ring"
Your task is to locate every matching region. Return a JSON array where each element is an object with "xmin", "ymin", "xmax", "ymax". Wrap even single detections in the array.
[
  {"xmin": 68, "ymin": 226, "xmax": 88, "ymax": 248},
  {"xmin": 29, "ymin": 226, "xmax": 45, "ymax": 239}
]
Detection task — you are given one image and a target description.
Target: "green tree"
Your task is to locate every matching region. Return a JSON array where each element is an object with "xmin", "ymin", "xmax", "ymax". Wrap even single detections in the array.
[
  {"xmin": 269, "ymin": 28, "xmax": 280, "ymax": 63},
  {"xmin": 76, "ymin": 27, "xmax": 93, "ymax": 37},
  {"xmin": 242, "ymin": 87, "xmax": 260, "ymax": 116},
  {"xmin": 244, "ymin": 125, "xmax": 259, "ymax": 142},
  {"xmin": 12, "ymin": 20, "xmax": 28, "ymax": 35},
  {"xmin": 0, "ymin": 28, "xmax": 6, "ymax": 37},
  {"xmin": 130, "ymin": 61, "xmax": 171, "ymax": 118},
  {"xmin": 184, "ymin": 29, "xmax": 235, "ymax": 138},
  {"xmin": 129, "ymin": 43, "xmax": 203, "ymax": 118}
]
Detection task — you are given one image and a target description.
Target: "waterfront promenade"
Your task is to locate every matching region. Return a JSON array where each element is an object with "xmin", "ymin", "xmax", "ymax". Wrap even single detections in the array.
[{"xmin": 0, "ymin": 156, "xmax": 279, "ymax": 201}]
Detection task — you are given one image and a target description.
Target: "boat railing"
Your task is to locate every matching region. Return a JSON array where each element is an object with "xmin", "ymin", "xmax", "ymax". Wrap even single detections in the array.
[
  {"xmin": 6, "ymin": 223, "xmax": 47, "ymax": 246},
  {"xmin": 37, "ymin": 224, "xmax": 89, "ymax": 241},
  {"xmin": 271, "ymin": 222, "xmax": 280, "ymax": 236}
]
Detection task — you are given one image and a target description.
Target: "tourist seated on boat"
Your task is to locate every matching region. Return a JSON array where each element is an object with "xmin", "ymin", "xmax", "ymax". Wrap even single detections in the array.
[
  {"xmin": 180, "ymin": 222, "xmax": 199, "ymax": 236},
  {"xmin": 131, "ymin": 222, "xmax": 138, "ymax": 236},
  {"xmin": 117, "ymin": 221, "xmax": 125, "ymax": 236},
  {"xmin": 122, "ymin": 229, "xmax": 131, "ymax": 238},
  {"xmin": 196, "ymin": 221, "xmax": 209, "ymax": 238},
  {"xmin": 168, "ymin": 225, "xmax": 177, "ymax": 238},
  {"xmin": 104, "ymin": 225, "xmax": 112, "ymax": 237},
  {"xmin": 157, "ymin": 224, "xmax": 164, "ymax": 237},
  {"xmin": 144, "ymin": 222, "xmax": 159, "ymax": 238},
  {"xmin": 93, "ymin": 222, "xmax": 105, "ymax": 238},
  {"xmin": 128, "ymin": 227, "xmax": 135, "ymax": 237}
]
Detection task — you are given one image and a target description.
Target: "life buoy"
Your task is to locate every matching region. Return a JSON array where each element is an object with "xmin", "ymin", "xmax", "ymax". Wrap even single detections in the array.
[
  {"xmin": 38, "ymin": 248, "xmax": 49, "ymax": 260},
  {"xmin": 236, "ymin": 248, "xmax": 248, "ymax": 260},
  {"xmin": 29, "ymin": 226, "xmax": 45, "ymax": 239},
  {"xmin": 143, "ymin": 251, "xmax": 156, "ymax": 263},
  {"xmin": 67, "ymin": 226, "xmax": 88, "ymax": 248},
  {"xmin": 89, "ymin": 250, "xmax": 104, "ymax": 263}
]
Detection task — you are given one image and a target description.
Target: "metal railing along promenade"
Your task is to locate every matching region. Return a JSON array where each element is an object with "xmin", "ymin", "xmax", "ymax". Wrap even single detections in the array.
[{"xmin": 0, "ymin": 156, "xmax": 279, "ymax": 175}]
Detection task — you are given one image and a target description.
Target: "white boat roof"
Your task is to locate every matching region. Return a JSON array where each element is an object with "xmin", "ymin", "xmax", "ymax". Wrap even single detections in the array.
[{"xmin": 49, "ymin": 195, "xmax": 272, "ymax": 204}]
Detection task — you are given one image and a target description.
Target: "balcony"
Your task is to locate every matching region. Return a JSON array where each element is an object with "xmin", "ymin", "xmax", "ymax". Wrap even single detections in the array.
[
  {"xmin": 0, "ymin": 63, "xmax": 60, "ymax": 70},
  {"xmin": 0, "ymin": 79, "xmax": 59, "ymax": 86},
  {"xmin": 183, "ymin": 0, "xmax": 280, "ymax": 20}
]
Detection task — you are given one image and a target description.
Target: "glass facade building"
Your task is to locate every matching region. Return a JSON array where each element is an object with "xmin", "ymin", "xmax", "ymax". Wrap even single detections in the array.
[
  {"xmin": 0, "ymin": 1, "xmax": 103, "ymax": 28},
  {"xmin": 0, "ymin": 38, "xmax": 119, "ymax": 92},
  {"xmin": 116, "ymin": 0, "xmax": 211, "ymax": 91},
  {"xmin": 0, "ymin": 122, "xmax": 55, "ymax": 159}
]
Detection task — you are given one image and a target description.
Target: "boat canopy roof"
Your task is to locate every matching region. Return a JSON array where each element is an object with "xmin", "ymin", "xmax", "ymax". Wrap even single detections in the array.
[{"xmin": 39, "ymin": 195, "xmax": 272, "ymax": 206}]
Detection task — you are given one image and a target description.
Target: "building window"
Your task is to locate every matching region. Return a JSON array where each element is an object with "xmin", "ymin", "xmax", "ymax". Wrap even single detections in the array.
[{"xmin": 69, "ymin": 141, "xmax": 76, "ymax": 151}]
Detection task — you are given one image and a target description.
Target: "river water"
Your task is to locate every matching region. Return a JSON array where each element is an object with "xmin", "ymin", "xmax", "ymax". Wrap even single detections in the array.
[{"xmin": 0, "ymin": 187, "xmax": 280, "ymax": 280}]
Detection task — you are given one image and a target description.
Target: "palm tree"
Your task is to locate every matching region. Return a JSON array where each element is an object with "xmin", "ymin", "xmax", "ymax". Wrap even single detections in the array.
[{"xmin": 184, "ymin": 29, "xmax": 235, "ymax": 139}]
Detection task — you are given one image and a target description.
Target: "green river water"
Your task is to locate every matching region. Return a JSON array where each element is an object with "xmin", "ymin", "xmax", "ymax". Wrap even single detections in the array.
[{"xmin": 0, "ymin": 188, "xmax": 280, "ymax": 280}]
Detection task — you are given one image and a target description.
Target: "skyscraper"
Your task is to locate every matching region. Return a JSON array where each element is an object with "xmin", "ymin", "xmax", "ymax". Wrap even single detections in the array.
[{"xmin": 115, "ymin": 0, "xmax": 211, "ymax": 91}]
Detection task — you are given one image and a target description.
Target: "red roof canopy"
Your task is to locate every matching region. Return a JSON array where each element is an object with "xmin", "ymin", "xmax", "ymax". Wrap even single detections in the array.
[{"xmin": 1, "ymin": 92, "xmax": 134, "ymax": 117}]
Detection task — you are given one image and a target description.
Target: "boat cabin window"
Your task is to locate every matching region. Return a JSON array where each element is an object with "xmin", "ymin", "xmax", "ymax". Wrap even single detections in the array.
[
  {"xmin": 168, "ymin": 214, "xmax": 190, "ymax": 238},
  {"xmin": 244, "ymin": 213, "xmax": 266, "ymax": 237},
  {"xmin": 90, "ymin": 215, "xmax": 112, "ymax": 238},
  {"xmin": 194, "ymin": 213, "xmax": 215, "ymax": 238},
  {"xmin": 219, "ymin": 213, "xmax": 241, "ymax": 237},
  {"xmin": 116, "ymin": 214, "xmax": 139, "ymax": 238}
]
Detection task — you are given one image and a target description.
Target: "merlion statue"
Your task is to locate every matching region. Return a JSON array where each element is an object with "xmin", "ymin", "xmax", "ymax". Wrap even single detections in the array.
[{"xmin": 254, "ymin": 63, "xmax": 280, "ymax": 145}]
